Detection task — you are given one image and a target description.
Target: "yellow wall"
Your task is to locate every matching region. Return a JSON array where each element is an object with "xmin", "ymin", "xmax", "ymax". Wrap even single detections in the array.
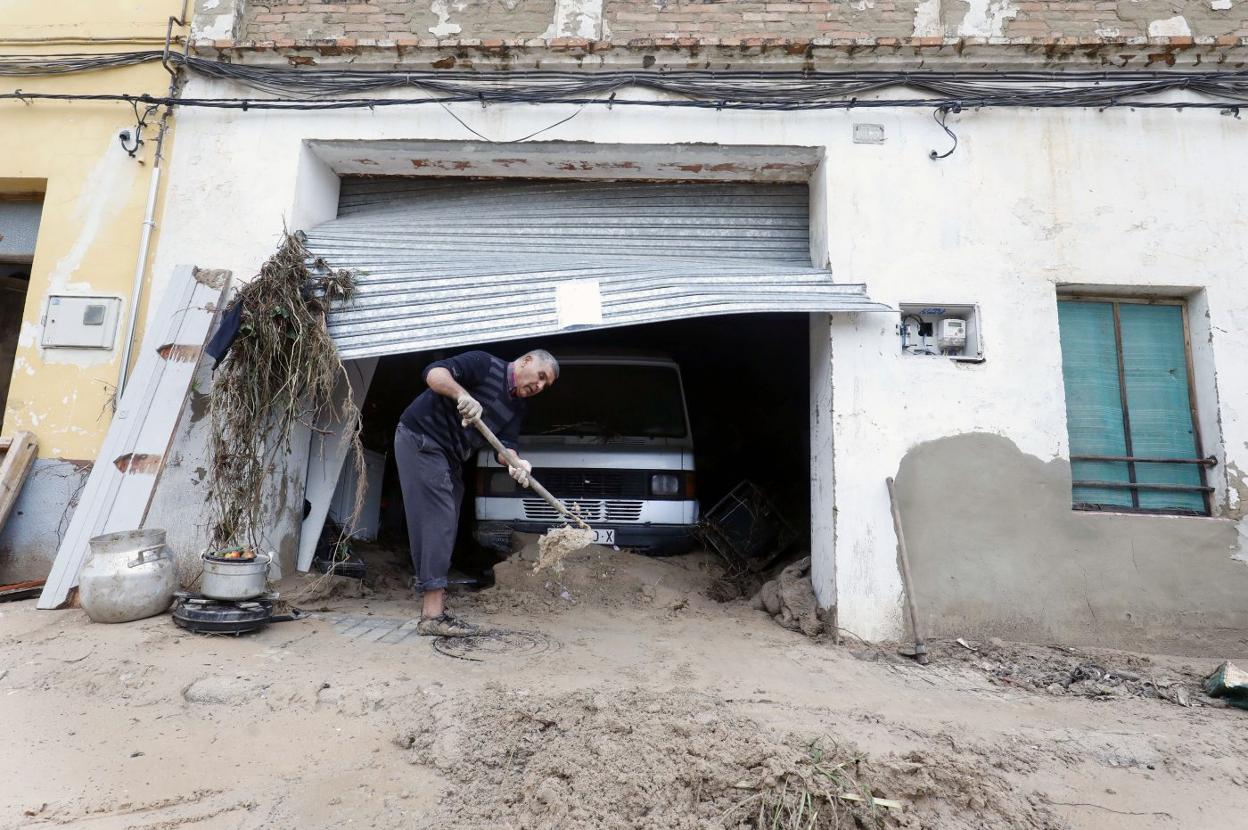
[
  {"xmin": 0, "ymin": 2, "xmax": 186, "ymax": 460},
  {"xmin": 0, "ymin": 1, "xmax": 179, "ymax": 43}
]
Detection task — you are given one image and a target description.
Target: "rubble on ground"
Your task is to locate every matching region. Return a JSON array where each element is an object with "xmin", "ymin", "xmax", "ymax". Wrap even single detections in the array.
[
  {"xmin": 750, "ymin": 555, "xmax": 824, "ymax": 638},
  {"xmin": 926, "ymin": 637, "xmax": 1213, "ymax": 707},
  {"xmin": 1204, "ymin": 660, "xmax": 1248, "ymax": 709}
]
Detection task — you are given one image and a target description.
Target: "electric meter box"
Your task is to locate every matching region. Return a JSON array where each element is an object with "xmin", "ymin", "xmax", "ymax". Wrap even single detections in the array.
[
  {"xmin": 897, "ymin": 303, "xmax": 984, "ymax": 362},
  {"xmin": 41, "ymin": 295, "xmax": 122, "ymax": 349}
]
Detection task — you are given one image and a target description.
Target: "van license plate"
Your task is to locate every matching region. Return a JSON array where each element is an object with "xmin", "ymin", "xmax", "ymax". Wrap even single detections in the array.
[{"xmin": 592, "ymin": 529, "xmax": 615, "ymax": 545}]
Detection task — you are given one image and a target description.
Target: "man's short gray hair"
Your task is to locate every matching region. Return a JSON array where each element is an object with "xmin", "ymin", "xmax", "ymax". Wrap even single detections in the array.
[{"xmin": 524, "ymin": 348, "xmax": 560, "ymax": 380}]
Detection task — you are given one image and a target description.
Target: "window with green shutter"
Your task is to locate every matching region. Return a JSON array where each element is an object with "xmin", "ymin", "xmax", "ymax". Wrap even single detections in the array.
[{"xmin": 1056, "ymin": 298, "xmax": 1211, "ymax": 515}]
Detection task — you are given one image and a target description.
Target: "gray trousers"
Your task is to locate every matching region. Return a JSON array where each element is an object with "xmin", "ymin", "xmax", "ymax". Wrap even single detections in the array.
[{"xmin": 394, "ymin": 424, "xmax": 463, "ymax": 592}]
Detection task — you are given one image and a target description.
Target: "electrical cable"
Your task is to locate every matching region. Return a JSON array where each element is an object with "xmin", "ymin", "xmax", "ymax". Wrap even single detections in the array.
[
  {"xmin": 4, "ymin": 89, "xmax": 1247, "ymax": 111},
  {"xmin": 0, "ymin": 51, "xmax": 166, "ymax": 75},
  {"xmin": 928, "ymin": 104, "xmax": 961, "ymax": 160},
  {"xmin": 4, "ymin": 51, "xmax": 1248, "ymax": 112}
]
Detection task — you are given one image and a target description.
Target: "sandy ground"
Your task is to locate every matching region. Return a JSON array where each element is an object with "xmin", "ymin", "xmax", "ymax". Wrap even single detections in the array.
[{"xmin": 2, "ymin": 542, "xmax": 1246, "ymax": 829}]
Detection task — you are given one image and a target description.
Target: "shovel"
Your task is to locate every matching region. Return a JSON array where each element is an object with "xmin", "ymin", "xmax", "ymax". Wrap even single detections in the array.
[{"xmin": 465, "ymin": 417, "xmax": 592, "ymax": 532}]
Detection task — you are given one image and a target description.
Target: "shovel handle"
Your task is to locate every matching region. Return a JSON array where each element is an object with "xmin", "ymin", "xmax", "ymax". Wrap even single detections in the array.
[{"xmin": 466, "ymin": 418, "xmax": 592, "ymax": 531}]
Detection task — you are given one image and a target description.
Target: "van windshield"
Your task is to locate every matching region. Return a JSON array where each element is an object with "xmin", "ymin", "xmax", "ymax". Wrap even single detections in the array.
[{"xmin": 522, "ymin": 364, "xmax": 688, "ymax": 439}]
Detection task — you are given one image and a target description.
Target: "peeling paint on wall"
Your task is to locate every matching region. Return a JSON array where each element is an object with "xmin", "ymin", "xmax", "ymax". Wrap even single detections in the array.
[
  {"xmin": 192, "ymin": 0, "xmax": 237, "ymax": 40},
  {"xmin": 957, "ymin": 0, "xmax": 1018, "ymax": 37},
  {"xmin": 47, "ymin": 142, "xmax": 135, "ymax": 294},
  {"xmin": 543, "ymin": 0, "xmax": 604, "ymax": 39},
  {"xmin": 1226, "ymin": 462, "xmax": 1248, "ymax": 561},
  {"xmin": 0, "ymin": 458, "xmax": 91, "ymax": 584},
  {"xmin": 429, "ymin": 0, "xmax": 466, "ymax": 37},
  {"xmin": 197, "ymin": 16, "xmax": 234, "ymax": 39},
  {"xmin": 1148, "ymin": 15, "xmax": 1193, "ymax": 36},
  {"xmin": 911, "ymin": 0, "xmax": 944, "ymax": 37},
  {"xmin": 16, "ymin": 321, "xmax": 39, "ymax": 350}
]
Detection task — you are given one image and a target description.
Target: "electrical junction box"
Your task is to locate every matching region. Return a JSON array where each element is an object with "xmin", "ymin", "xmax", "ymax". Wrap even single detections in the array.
[
  {"xmin": 41, "ymin": 295, "xmax": 122, "ymax": 349},
  {"xmin": 897, "ymin": 303, "xmax": 984, "ymax": 362},
  {"xmin": 853, "ymin": 123, "xmax": 886, "ymax": 144}
]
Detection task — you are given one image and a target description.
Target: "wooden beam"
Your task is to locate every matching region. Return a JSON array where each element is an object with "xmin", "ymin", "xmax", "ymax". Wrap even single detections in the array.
[
  {"xmin": 0, "ymin": 579, "xmax": 45, "ymax": 602},
  {"xmin": 0, "ymin": 430, "xmax": 37, "ymax": 535}
]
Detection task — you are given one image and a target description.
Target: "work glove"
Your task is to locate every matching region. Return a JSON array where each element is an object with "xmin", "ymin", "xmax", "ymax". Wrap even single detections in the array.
[
  {"xmin": 456, "ymin": 392, "xmax": 483, "ymax": 425},
  {"xmin": 508, "ymin": 458, "xmax": 532, "ymax": 488}
]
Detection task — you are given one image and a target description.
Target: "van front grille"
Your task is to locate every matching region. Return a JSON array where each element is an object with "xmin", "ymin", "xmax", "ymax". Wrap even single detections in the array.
[
  {"xmin": 605, "ymin": 501, "xmax": 644, "ymax": 522},
  {"xmin": 522, "ymin": 499, "xmax": 645, "ymax": 523},
  {"xmin": 534, "ymin": 468, "xmax": 648, "ymax": 499}
]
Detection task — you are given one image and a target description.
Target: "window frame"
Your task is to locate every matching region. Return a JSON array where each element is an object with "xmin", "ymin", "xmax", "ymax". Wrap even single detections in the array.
[{"xmin": 1057, "ymin": 293, "xmax": 1212, "ymax": 517}]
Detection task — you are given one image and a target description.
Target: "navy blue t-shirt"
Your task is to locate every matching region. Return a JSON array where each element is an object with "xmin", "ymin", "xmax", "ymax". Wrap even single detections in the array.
[{"xmin": 399, "ymin": 351, "xmax": 525, "ymax": 463}]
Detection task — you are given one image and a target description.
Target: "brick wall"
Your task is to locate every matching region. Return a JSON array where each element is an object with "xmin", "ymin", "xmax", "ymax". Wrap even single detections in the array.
[
  {"xmin": 240, "ymin": 0, "xmax": 1248, "ymax": 43},
  {"xmin": 245, "ymin": 1, "xmax": 558, "ymax": 42}
]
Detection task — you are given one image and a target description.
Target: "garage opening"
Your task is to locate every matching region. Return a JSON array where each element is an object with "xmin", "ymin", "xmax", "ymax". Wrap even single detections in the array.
[
  {"xmin": 350, "ymin": 312, "xmax": 811, "ymax": 586},
  {"xmin": 302, "ymin": 174, "xmax": 884, "ymax": 610}
]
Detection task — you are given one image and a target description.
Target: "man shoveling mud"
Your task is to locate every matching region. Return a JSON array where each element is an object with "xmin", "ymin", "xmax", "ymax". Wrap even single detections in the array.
[{"xmin": 395, "ymin": 349, "xmax": 559, "ymax": 637}]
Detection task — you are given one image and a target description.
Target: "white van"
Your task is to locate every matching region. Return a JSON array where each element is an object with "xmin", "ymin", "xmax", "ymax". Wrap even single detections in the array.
[{"xmin": 473, "ymin": 351, "xmax": 699, "ymax": 555}]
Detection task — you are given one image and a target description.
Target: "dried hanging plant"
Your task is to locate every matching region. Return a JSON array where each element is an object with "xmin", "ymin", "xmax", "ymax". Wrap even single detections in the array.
[{"xmin": 208, "ymin": 230, "xmax": 363, "ymax": 551}]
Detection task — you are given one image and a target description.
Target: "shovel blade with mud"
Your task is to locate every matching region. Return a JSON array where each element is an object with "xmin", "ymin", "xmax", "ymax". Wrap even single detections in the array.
[{"xmin": 465, "ymin": 417, "xmax": 596, "ymax": 571}]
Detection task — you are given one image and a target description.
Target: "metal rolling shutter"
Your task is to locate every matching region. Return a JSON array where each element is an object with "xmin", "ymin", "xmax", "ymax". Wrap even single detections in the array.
[{"xmin": 307, "ymin": 178, "xmax": 888, "ymax": 360}]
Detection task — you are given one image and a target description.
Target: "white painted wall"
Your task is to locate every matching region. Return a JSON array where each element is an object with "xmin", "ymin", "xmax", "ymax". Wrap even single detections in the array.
[
  {"xmin": 151, "ymin": 80, "xmax": 1248, "ymax": 639},
  {"xmin": 808, "ymin": 313, "xmax": 835, "ymax": 608}
]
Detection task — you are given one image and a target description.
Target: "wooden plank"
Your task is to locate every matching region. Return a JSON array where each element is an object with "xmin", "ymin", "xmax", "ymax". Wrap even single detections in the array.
[
  {"xmin": 0, "ymin": 438, "xmax": 11, "ymax": 452},
  {"xmin": 0, "ymin": 579, "xmax": 45, "ymax": 602},
  {"xmin": 0, "ymin": 431, "xmax": 38, "ymax": 535},
  {"xmin": 37, "ymin": 266, "xmax": 230, "ymax": 610},
  {"xmin": 297, "ymin": 358, "xmax": 377, "ymax": 572}
]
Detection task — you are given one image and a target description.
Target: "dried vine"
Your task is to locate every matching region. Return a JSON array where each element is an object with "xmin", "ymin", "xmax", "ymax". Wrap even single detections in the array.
[{"xmin": 208, "ymin": 230, "xmax": 363, "ymax": 551}]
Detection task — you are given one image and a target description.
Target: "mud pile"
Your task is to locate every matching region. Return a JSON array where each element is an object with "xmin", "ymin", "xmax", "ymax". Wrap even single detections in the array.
[
  {"xmin": 534, "ymin": 526, "xmax": 596, "ymax": 574},
  {"xmin": 395, "ymin": 684, "xmax": 1062, "ymax": 830},
  {"xmin": 471, "ymin": 538, "xmax": 723, "ymax": 615}
]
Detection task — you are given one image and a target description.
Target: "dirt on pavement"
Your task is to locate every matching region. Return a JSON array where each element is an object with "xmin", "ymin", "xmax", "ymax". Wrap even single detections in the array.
[
  {"xmin": 1, "ymin": 541, "xmax": 1246, "ymax": 829},
  {"xmin": 395, "ymin": 683, "xmax": 1060, "ymax": 830}
]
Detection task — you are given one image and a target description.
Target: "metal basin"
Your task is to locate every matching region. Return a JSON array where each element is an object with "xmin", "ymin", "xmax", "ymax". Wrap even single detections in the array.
[{"xmin": 200, "ymin": 551, "xmax": 272, "ymax": 601}]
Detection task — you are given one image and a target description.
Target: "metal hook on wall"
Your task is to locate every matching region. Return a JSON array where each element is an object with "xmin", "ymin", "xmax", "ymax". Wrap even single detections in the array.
[{"xmin": 928, "ymin": 103, "xmax": 962, "ymax": 161}]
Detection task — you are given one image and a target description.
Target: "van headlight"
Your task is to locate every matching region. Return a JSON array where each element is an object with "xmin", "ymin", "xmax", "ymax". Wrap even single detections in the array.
[{"xmin": 650, "ymin": 473, "xmax": 680, "ymax": 497}]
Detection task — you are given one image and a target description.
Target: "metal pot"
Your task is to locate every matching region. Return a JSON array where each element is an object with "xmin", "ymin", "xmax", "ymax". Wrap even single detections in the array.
[
  {"xmin": 200, "ymin": 551, "xmax": 272, "ymax": 601},
  {"xmin": 79, "ymin": 528, "xmax": 177, "ymax": 623}
]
